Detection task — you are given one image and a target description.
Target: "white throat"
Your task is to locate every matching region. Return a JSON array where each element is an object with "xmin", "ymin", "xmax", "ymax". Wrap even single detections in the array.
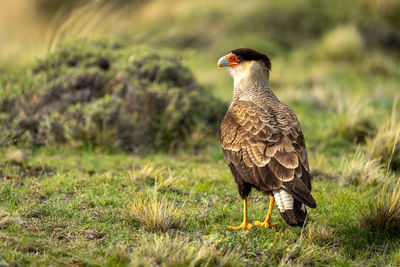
[
  {"xmin": 228, "ymin": 64, "xmax": 248, "ymax": 88},
  {"xmin": 229, "ymin": 61, "xmax": 269, "ymax": 88},
  {"xmin": 228, "ymin": 61, "xmax": 278, "ymax": 105}
]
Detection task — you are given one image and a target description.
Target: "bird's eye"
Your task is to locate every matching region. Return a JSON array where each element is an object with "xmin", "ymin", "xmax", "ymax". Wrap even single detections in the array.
[{"xmin": 237, "ymin": 55, "xmax": 242, "ymax": 59}]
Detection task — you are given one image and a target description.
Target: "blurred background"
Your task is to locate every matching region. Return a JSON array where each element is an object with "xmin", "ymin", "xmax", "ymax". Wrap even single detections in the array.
[
  {"xmin": 1, "ymin": 0, "xmax": 399, "ymax": 91},
  {"xmin": 0, "ymin": 0, "xmax": 399, "ymax": 155}
]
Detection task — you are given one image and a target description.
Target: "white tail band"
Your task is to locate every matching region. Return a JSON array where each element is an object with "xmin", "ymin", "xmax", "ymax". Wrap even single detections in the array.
[{"xmin": 273, "ymin": 189, "xmax": 293, "ymax": 211}]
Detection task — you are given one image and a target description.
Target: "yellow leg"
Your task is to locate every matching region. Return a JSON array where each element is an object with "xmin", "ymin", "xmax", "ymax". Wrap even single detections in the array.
[
  {"xmin": 254, "ymin": 196, "xmax": 277, "ymax": 228},
  {"xmin": 228, "ymin": 196, "xmax": 253, "ymax": 230}
]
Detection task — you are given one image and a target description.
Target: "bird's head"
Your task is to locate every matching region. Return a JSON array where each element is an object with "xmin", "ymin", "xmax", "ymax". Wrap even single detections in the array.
[{"xmin": 217, "ymin": 48, "xmax": 271, "ymax": 81}]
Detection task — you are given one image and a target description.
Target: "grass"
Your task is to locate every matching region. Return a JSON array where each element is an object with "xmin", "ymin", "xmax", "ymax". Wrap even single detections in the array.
[
  {"xmin": 361, "ymin": 130, "xmax": 400, "ymax": 235},
  {"xmin": 368, "ymin": 101, "xmax": 400, "ymax": 171},
  {"xmin": 123, "ymin": 192, "xmax": 181, "ymax": 232},
  {"xmin": 128, "ymin": 234, "xmax": 244, "ymax": 266},
  {"xmin": 339, "ymin": 148, "xmax": 384, "ymax": 186},
  {"xmin": 1, "ymin": 0, "xmax": 400, "ymax": 266},
  {"xmin": 0, "ymin": 145, "xmax": 400, "ymax": 265},
  {"xmin": 331, "ymin": 97, "xmax": 375, "ymax": 143},
  {"xmin": 316, "ymin": 24, "xmax": 363, "ymax": 62},
  {"xmin": 361, "ymin": 178, "xmax": 400, "ymax": 235}
]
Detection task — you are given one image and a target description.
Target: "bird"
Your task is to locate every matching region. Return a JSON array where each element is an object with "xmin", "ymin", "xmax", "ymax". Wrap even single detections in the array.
[{"xmin": 217, "ymin": 48, "xmax": 316, "ymax": 229}]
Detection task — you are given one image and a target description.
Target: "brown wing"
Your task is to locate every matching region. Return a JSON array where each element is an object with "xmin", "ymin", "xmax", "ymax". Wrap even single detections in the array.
[{"xmin": 220, "ymin": 101, "xmax": 316, "ymax": 208}]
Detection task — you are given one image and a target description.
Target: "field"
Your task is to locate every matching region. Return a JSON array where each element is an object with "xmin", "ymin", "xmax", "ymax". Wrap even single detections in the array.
[{"xmin": 1, "ymin": 0, "xmax": 400, "ymax": 266}]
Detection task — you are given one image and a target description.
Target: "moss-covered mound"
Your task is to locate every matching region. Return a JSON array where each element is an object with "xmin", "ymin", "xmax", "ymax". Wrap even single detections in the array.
[{"xmin": 0, "ymin": 40, "xmax": 226, "ymax": 151}]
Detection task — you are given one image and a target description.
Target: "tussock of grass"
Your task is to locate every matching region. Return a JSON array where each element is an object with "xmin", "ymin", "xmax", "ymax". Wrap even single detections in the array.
[
  {"xmin": 303, "ymin": 223, "xmax": 338, "ymax": 246},
  {"xmin": 130, "ymin": 234, "xmax": 243, "ymax": 267},
  {"xmin": 361, "ymin": 133, "xmax": 400, "ymax": 234},
  {"xmin": 361, "ymin": 178, "xmax": 400, "ymax": 234},
  {"xmin": 123, "ymin": 194, "xmax": 181, "ymax": 232},
  {"xmin": 368, "ymin": 102, "xmax": 400, "ymax": 171},
  {"xmin": 316, "ymin": 24, "xmax": 363, "ymax": 62},
  {"xmin": 331, "ymin": 98, "xmax": 375, "ymax": 143},
  {"xmin": 339, "ymin": 149, "xmax": 384, "ymax": 186}
]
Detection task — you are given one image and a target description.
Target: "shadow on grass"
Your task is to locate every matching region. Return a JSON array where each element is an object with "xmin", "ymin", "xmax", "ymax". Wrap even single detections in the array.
[{"xmin": 330, "ymin": 215, "xmax": 400, "ymax": 260}]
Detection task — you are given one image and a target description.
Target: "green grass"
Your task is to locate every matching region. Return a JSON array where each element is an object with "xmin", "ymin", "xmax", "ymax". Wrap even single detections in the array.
[
  {"xmin": 1, "ymin": 0, "xmax": 400, "ymax": 265},
  {"xmin": 0, "ymin": 142, "xmax": 399, "ymax": 266},
  {"xmin": 1, "ymin": 51, "xmax": 400, "ymax": 265}
]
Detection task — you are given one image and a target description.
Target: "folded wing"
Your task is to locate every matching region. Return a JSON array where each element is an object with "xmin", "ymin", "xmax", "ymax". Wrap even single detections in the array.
[{"xmin": 220, "ymin": 101, "xmax": 316, "ymax": 208}]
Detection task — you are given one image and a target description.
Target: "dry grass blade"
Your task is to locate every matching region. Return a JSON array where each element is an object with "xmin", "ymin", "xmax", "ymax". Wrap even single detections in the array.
[
  {"xmin": 122, "ymin": 194, "xmax": 181, "ymax": 232},
  {"xmin": 42, "ymin": 0, "xmax": 130, "ymax": 54}
]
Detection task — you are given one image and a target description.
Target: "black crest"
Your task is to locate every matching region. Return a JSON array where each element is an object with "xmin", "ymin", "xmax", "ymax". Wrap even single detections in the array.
[{"xmin": 231, "ymin": 48, "xmax": 271, "ymax": 71}]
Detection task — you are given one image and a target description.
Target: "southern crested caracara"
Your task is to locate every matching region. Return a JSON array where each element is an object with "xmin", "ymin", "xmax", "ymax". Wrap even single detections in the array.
[{"xmin": 218, "ymin": 48, "xmax": 316, "ymax": 229}]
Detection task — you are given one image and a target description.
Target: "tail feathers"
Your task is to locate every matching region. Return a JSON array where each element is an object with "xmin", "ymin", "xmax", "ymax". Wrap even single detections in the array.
[
  {"xmin": 282, "ymin": 180, "xmax": 316, "ymax": 208},
  {"xmin": 273, "ymin": 189, "xmax": 308, "ymax": 227}
]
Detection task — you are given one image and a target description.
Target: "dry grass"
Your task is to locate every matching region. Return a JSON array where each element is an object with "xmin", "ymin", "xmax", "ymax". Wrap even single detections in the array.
[
  {"xmin": 129, "ymin": 164, "xmax": 178, "ymax": 192},
  {"xmin": 303, "ymin": 223, "xmax": 339, "ymax": 246},
  {"xmin": 130, "ymin": 234, "xmax": 243, "ymax": 267},
  {"xmin": 367, "ymin": 101, "xmax": 400, "ymax": 171},
  {"xmin": 361, "ymin": 131, "xmax": 400, "ymax": 234},
  {"xmin": 331, "ymin": 98, "xmax": 375, "ymax": 143},
  {"xmin": 0, "ymin": 0, "xmax": 135, "ymax": 65},
  {"xmin": 282, "ymin": 241, "xmax": 336, "ymax": 266},
  {"xmin": 42, "ymin": 1, "xmax": 132, "ymax": 54},
  {"xmin": 129, "ymin": 164, "xmax": 158, "ymax": 184},
  {"xmin": 339, "ymin": 148, "xmax": 384, "ymax": 186},
  {"xmin": 316, "ymin": 24, "xmax": 363, "ymax": 62},
  {"xmin": 122, "ymin": 192, "xmax": 181, "ymax": 232},
  {"xmin": 361, "ymin": 178, "xmax": 400, "ymax": 234}
]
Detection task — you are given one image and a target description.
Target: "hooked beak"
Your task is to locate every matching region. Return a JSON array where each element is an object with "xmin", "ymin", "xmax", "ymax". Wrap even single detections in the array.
[
  {"xmin": 217, "ymin": 56, "xmax": 228, "ymax": 68},
  {"xmin": 217, "ymin": 53, "xmax": 241, "ymax": 68}
]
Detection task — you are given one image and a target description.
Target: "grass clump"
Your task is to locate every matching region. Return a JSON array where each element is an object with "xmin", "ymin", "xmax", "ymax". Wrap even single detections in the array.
[
  {"xmin": 361, "ymin": 130, "xmax": 400, "ymax": 235},
  {"xmin": 316, "ymin": 24, "xmax": 363, "ymax": 62},
  {"xmin": 303, "ymin": 223, "xmax": 339, "ymax": 246},
  {"xmin": 339, "ymin": 149, "xmax": 384, "ymax": 186},
  {"xmin": 123, "ymin": 194, "xmax": 181, "ymax": 232},
  {"xmin": 130, "ymin": 234, "xmax": 243, "ymax": 267},
  {"xmin": 331, "ymin": 99, "xmax": 375, "ymax": 143},
  {"xmin": 0, "ymin": 39, "xmax": 226, "ymax": 152},
  {"xmin": 368, "ymin": 103, "xmax": 400, "ymax": 171},
  {"xmin": 361, "ymin": 179, "xmax": 400, "ymax": 235}
]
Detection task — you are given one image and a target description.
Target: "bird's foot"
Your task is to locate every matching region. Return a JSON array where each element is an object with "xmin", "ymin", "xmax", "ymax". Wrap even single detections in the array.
[
  {"xmin": 227, "ymin": 221, "xmax": 253, "ymax": 230},
  {"xmin": 253, "ymin": 220, "xmax": 277, "ymax": 228}
]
